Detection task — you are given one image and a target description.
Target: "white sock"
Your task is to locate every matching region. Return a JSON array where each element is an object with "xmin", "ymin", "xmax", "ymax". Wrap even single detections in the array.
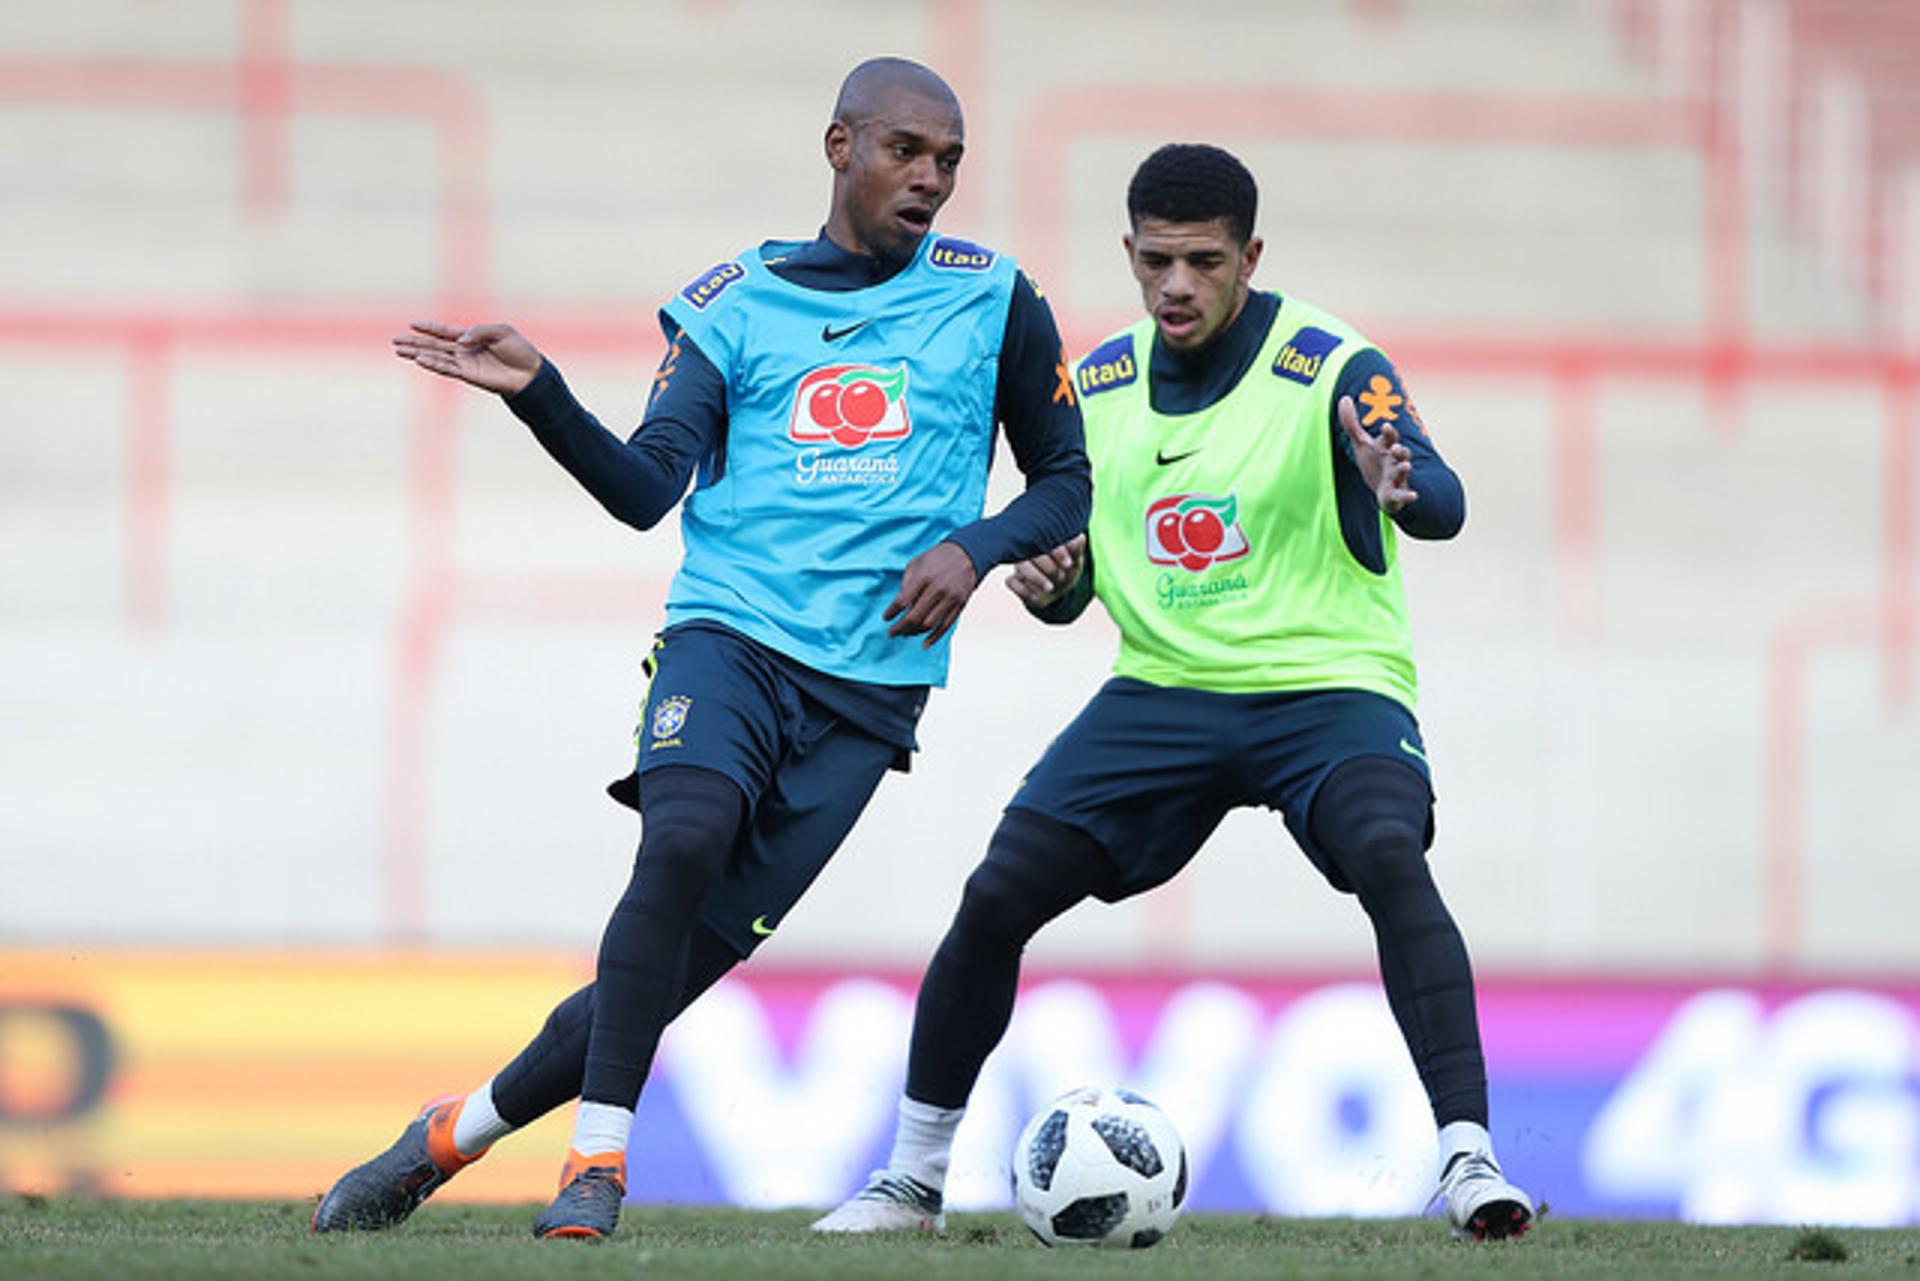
[
  {"xmin": 886, "ymin": 1096, "xmax": 965, "ymax": 1192},
  {"xmin": 1437, "ymin": 1120, "xmax": 1493, "ymax": 1172},
  {"xmin": 571, "ymin": 1101, "xmax": 634, "ymax": 1158},
  {"xmin": 451, "ymin": 1079, "xmax": 515, "ymax": 1157}
]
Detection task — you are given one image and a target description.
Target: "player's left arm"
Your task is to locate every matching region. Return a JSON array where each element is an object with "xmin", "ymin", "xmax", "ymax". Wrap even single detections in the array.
[
  {"xmin": 886, "ymin": 272, "xmax": 1093, "ymax": 645},
  {"xmin": 1331, "ymin": 349, "xmax": 1465, "ymax": 543}
]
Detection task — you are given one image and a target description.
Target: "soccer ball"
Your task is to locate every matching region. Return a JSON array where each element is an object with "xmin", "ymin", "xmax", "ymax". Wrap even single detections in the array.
[{"xmin": 1010, "ymin": 1086, "xmax": 1188, "ymax": 1248}]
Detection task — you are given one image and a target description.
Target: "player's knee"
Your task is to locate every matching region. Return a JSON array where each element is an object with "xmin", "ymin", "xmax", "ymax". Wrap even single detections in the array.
[
  {"xmin": 1312, "ymin": 758, "xmax": 1433, "ymax": 893},
  {"xmin": 627, "ymin": 771, "xmax": 741, "ymax": 883},
  {"xmin": 952, "ymin": 858, "xmax": 1044, "ymax": 949},
  {"xmin": 951, "ymin": 810, "xmax": 1104, "ymax": 949},
  {"xmin": 1341, "ymin": 814, "xmax": 1431, "ymax": 898},
  {"xmin": 625, "ymin": 816, "xmax": 732, "ymax": 910}
]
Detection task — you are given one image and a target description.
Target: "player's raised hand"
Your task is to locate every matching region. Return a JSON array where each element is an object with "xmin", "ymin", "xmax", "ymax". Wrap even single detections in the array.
[
  {"xmin": 1005, "ymin": 534, "xmax": 1087, "ymax": 608},
  {"xmin": 392, "ymin": 320, "xmax": 542, "ymax": 395},
  {"xmin": 885, "ymin": 540, "xmax": 980, "ymax": 648},
  {"xmin": 1338, "ymin": 394, "xmax": 1418, "ymax": 514}
]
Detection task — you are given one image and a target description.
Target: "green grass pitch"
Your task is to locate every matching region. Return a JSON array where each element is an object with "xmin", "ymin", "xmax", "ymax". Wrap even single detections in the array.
[{"xmin": 3, "ymin": 1197, "xmax": 1918, "ymax": 1280}]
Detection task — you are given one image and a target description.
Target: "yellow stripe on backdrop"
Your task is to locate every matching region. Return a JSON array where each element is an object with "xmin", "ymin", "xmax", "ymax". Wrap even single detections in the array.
[{"xmin": 0, "ymin": 951, "xmax": 592, "ymax": 1201}]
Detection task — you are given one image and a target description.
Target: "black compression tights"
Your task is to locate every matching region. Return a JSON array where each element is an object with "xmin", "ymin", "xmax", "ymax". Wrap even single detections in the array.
[
  {"xmin": 904, "ymin": 808, "xmax": 1111, "ymax": 1110},
  {"xmin": 1309, "ymin": 757, "xmax": 1488, "ymax": 1128},
  {"xmin": 489, "ymin": 766, "xmax": 746, "ymax": 1124}
]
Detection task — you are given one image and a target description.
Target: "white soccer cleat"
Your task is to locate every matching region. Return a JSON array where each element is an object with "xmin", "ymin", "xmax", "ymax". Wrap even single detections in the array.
[
  {"xmin": 1435, "ymin": 1150, "xmax": 1534, "ymax": 1241},
  {"xmin": 810, "ymin": 1170, "xmax": 946, "ymax": 1234}
]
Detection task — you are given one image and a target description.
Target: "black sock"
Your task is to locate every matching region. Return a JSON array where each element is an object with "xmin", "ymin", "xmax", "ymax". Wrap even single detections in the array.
[{"xmin": 1310, "ymin": 757, "xmax": 1488, "ymax": 1128}]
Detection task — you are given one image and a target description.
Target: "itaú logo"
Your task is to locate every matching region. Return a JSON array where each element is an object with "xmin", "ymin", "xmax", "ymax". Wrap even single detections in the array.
[
  {"xmin": 789, "ymin": 364, "xmax": 912, "ymax": 449},
  {"xmin": 1145, "ymin": 492, "xmax": 1250, "ymax": 572}
]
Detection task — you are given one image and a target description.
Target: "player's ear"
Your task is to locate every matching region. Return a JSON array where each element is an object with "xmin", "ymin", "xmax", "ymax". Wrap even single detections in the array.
[
  {"xmin": 825, "ymin": 120, "xmax": 852, "ymax": 172},
  {"xmin": 1239, "ymin": 235, "xmax": 1264, "ymax": 282},
  {"xmin": 1122, "ymin": 231, "xmax": 1135, "ymax": 263}
]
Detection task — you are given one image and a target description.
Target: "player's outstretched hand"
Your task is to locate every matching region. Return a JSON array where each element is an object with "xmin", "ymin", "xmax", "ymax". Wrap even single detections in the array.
[
  {"xmin": 885, "ymin": 541, "xmax": 980, "ymax": 648},
  {"xmin": 392, "ymin": 320, "xmax": 542, "ymax": 395},
  {"xmin": 1005, "ymin": 534, "xmax": 1087, "ymax": 609},
  {"xmin": 1338, "ymin": 395, "xmax": 1418, "ymax": 514}
]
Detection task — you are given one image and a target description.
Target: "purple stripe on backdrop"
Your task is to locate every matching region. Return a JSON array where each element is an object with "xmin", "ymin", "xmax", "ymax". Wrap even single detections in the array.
[{"xmin": 634, "ymin": 971, "xmax": 1920, "ymax": 1224}]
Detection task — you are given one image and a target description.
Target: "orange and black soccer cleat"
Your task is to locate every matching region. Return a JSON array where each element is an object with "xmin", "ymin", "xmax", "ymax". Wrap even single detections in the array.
[
  {"xmin": 531, "ymin": 1149, "xmax": 627, "ymax": 1240},
  {"xmin": 311, "ymin": 1095, "xmax": 489, "ymax": 1232}
]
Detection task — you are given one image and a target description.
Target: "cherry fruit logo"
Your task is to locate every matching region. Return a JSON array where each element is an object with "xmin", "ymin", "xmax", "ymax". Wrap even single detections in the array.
[
  {"xmin": 789, "ymin": 364, "xmax": 911, "ymax": 448},
  {"xmin": 1145, "ymin": 492, "xmax": 1250, "ymax": 571}
]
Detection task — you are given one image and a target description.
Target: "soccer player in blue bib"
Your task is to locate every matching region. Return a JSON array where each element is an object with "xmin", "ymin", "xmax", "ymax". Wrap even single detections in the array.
[
  {"xmin": 312, "ymin": 58, "xmax": 1089, "ymax": 1241},
  {"xmin": 814, "ymin": 144, "xmax": 1532, "ymax": 1241}
]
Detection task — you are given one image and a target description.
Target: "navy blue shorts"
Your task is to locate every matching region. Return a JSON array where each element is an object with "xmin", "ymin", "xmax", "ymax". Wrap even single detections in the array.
[
  {"xmin": 621, "ymin": 626, "xmax": 898, "ymax": 956},
  {"xmin": 1008, "ymin": 678, "xmax": 1434, "ymax": 899}
]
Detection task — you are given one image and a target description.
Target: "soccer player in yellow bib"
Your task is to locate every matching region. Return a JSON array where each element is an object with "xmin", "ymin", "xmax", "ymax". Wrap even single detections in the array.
[{"xmin": 813, "ymin": 144, "xmax": 1532, "ymax": 1241}]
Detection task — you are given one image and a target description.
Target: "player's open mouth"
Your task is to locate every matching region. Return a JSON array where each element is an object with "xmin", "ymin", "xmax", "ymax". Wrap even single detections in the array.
[
  {"xmin": 895, "ymin": 205, "xmax": 934, "ymax": 232},
  {"xmin": 1157, "ymin": 309, "xmax": 1200, "ymax": 340}
]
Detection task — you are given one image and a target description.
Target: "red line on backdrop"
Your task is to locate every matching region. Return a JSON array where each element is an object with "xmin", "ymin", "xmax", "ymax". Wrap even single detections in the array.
[
  {"xmin": 1701, "ymin": 0, "xmax": 1751, "ymax": 419},
  {"xmin": 1552, "ymin": 359, "xmax": 1601, "ymax": 642},
  {"xmin": 927, "ymin": 0, "xmax": 988, "ymax": 234},
  {"xmin": 239, "ymin": 0, "xmax": 292, "ymax": 219},
  {"xmin": 1348, "ymin": 0, "xmax": 1404, "ymax": 25},
  {"xmin": 1764, "ymin": 609, "xmax": 1811, "ymax": 968},
  {"xmin": 124, "ymin": 333, "xmax": 171, "ymax": 631},
  {"xmin": 385, "ymin": 570, "xmax": 451, "ymax": 947},
  {"xmin": 1886, "ymin": 369, "xmax": 1918, "ymax": 707},
  {"xmin": 1763, "ymin": 593, "xmax": 1919, "ymax": 966},
  {"xmin": 385, "ymin": 375, "xmax": 465, "ymax": 940}
]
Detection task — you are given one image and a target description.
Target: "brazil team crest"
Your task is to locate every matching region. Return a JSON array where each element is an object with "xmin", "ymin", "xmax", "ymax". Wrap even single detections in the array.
[{"xmin": 651, "ymin": 694, "xmax": 693, "ymax": 743}]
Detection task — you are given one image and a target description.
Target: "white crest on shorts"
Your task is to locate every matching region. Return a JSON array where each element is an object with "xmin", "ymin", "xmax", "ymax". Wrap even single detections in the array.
[{"xmin": 652, "ymin": 694, "xmax": 692, "ymax": 741}]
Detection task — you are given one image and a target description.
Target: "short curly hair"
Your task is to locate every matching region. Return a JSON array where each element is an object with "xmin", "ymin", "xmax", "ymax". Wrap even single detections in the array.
[{"xmin": 1126, "ymin": 143, "xmax": 1258, "ymax": 245}]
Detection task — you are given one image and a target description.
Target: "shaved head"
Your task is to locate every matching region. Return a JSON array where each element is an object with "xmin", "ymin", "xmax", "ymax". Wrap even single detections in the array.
[
  {"xmin": 833, "ymin": 57, "xmax": 961, "ymax": 131},
  {"xmin": 822, "ymin": 59, "xmax": 965, "ymax": 260}
]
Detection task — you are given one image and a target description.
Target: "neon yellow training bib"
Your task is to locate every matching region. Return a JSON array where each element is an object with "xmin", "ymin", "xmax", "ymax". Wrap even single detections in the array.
[{"xmin": 1071, "ymin": 297, "xmax": 1419, "ymax": 707}]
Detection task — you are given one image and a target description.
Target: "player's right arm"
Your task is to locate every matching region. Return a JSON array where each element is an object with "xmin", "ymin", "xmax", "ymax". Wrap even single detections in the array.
[
  {"xmin": 1008, "ymin": 534, "xmax": 1096, "ymax": 625},
  {"xmin": 392, "ymin": 319, "xmax": 542, "ymax": 393},
  {"xmin": 394, "ymin": 317, "xmax": 724, "ymax": 532}
]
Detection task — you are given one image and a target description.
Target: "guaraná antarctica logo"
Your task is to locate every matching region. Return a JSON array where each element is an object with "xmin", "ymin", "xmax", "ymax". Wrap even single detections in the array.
[
  {"xmin": 1145, "ymin": 491, "xmax": 1251, "ymax": 609},
  {"xmin": 789, "ymin": 364, "xmax": 912, "ymax": 449},
  {"xmin": 788, "ymin": 363, "xmax": 912, "ymax": 487},
  {"xmin": 1146, "ymin": 492, "xmax": 1250, "ymax": 571}
]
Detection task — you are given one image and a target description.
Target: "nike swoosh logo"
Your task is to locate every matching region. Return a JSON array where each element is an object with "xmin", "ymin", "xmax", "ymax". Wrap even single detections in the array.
[
  {"xmin": 1398, "ymin": 737, "xmax": 1429, "ymax": 765},
  {"xmin": 1155, "ymin": 448, "xmax": 1200, "ymax": 466},
  {"xmin": 821, "ymin": 320, "xmax": 871, "ymax": 343},
  {"xmin": 750, "ymin": 915, "xmax": 776, "ymax": 937}
]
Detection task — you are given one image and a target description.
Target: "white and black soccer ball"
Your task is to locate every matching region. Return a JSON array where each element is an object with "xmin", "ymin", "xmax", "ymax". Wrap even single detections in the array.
[{"xmin": 1010, "ymin": 1085, "xmax": 1188, "ymax": 1248}]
